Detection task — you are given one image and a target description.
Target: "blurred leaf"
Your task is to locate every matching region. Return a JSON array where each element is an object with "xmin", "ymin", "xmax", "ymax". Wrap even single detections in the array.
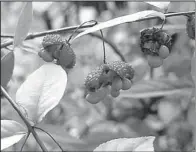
[
  {"xmin": 125, "ymin": 118, "xmax": 154, "ymax": 137},
  {"xmin": 1, "ymin": 120, "xmax": 27, "ymax": 150},
  {"xmin": 158, "ymin": 100, "xmax": 182, "ymax": 124},
  {"xmin": 79, "ymin": 120, "xmax": 140, "ymax": 151},
  {"xmin": 1, "ymin": 51, "xmax": 15, "ymax": 88},
  {"xmin": 33, "ymin": 2, "xmax": 53, "ymax": 13},
  {"xmin": 188, "ymin": 101, "xmax": 196, "ymax": 127},
  {"xmin": 130, "ymin": 57, "xmax": 149, "ymax": 82},
  {"xmin": 21, "ymin": 43, "xmax": 39, "ymax": 55},
  {"xmin": 73, "ymin": 10, "xmax": 165, "ymax": 40},
  {"xmin": 16, "ymin": 63, "xmax": 67, "ymax": 125},
  {"xmin": 163, "ymin": 56, "xmax": 191, "ymax": 77},
  {"xmin": 191, "ymin": 51, "xmax": 196, "ymax": 96},
  {"xmin": 84, "ymin": 132, "xmax": 129, "ymax": 151},
  {"xmin": 14, "ymin": 2, "xmax": 33, "ymax": 48},
  {"xmin": 146, "ymin": 2, "xmax": 170, "ymax": 12},
  {"xmin": 89, "ymin": 121, "xmax": 138, "ymax": 138},
  {"xmin": 93, "ymin": 136, "xmax": 155, "ymax": 151},
  {"xmin": 120, "ymin": 78, "xmax": 193, "ymax": 99}
]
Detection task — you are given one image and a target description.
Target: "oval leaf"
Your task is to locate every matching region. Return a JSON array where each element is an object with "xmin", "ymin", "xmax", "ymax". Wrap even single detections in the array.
[
  {"xmin": 1, "ymin": 120, "xmax": 27, "ymax": 150},
  {"xmin": 73, "ymin": 10, "xmax": 165, "ymax": 41},
  {"xmin": 120, "ymin": 79, "xmax": 193, "ymax": 99},
  {"xmin": 1, "ymin": 51, "xmax": 15, "ymax": 88},
  {"xmin": 14, "ymin": 2, "xmax": 33, "ymax": 48},
  {"xmin": 94, "ymin": 136, "xmax": 155, "ymax": 151},
  {"xmin": 16, "ymin": 63, "xmax": 67, "ymax": 125},
  {"xmin": 146, "ymin": 2, "xmax": 170, "ymax": 12}
]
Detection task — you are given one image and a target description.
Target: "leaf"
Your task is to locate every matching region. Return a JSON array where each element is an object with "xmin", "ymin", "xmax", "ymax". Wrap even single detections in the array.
[
  {"xmin": 1, "ymin": 120, "xmax": 27, "ymax": 150},
  {"xmin": 14, "ymin": 2, "xmax": 33, "ymax": 48},
  {"xmin": 73, "ymin": 10, "xmax": 165, "ymax": 41},
  {"xmin": 33, "ymin": 2, "xmax": 53, "ymax": 13},
  {"xmin": 146, "ymin": 2, "xmax": 170, "ymax": 12},
  {"xmin": 120, "ymin": 78, "xmax": 193, "ymax": 99},
  {"xmin": 1, "ymin": 51, "xmax": 15, "ymax": 88},
  {"xmin": 16, "ymin": 63, "xmax": 67, "ymax": 125},
  {"xmin": 191, "ymin": 51, "xmax": 196, "ymax": 97},
  {"xmin": 93, "ymin": 136, "xmax": 155, "ymax": 151}
]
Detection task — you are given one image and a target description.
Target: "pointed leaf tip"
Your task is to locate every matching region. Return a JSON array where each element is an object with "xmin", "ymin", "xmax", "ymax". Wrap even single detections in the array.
[{"xmin": 14, "ymin": 2, "xmax": 33, "ymax": 48}]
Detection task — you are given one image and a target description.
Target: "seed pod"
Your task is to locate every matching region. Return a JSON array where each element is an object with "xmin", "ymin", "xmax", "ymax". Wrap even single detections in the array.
[
  {"xmin": 84, "ymin": 65, "xmax": 107, "ymax": 92},
  {"xmin": 140, "ymin": 27, "xmax": 172, "ymax": 56},
  {"xmin": 42, "ymin": 34, "xmax": 66, "ymax": 48},
  {"xmin": 107, "ymin": 61, "xmax": 134, "ymax": 80},
  {"xmin": 159, "ymin": 45, "xmax": 170, "ymax": 59},
  {"xmin": 186, "ymin": 15, "xmax": 195, "ymax": 39},
  {"xmin": 147, "ymin": 55, "xmax": 163, "ymax": 68},
  {"xmin": 52, "ymin": 49, "xmax": 61, "ymax": 59},
  {"xmin": 99, "ymin": 68, "xmax": 117, "ymax": 86},
  {"xmin": 140, "ymin": 28, "xmax": 160, "ymax": 56},
  {"xmin": 38, "ymin": 50, "xmax": 54, "ymax": 62},
  {"xmin": 58, "ymin": 43, "xmax": 76, "ymax": 69},
  {"xmin": 122, "ymin": 78, "xmax": 132, "ymax": 90},
  {"xmin": 44, "ymin": 44, "xmax": 60, "ymax": 54},
  {"xmin": 42, "ymin": 34, "xmax": 76, "ymax": 69},
  {"xmin": 86, "ymin": 87, "xmax": 108, "ymax": 104},
  {"xmin": 111, "ymin": 76, "xmax": 122, "ymax": 91},
  {"xmin": 110, "ymin": 89, "xmax": 120, "ymax": 98}
]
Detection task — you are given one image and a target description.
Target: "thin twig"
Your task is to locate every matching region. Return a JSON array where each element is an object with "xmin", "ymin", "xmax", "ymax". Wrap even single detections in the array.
[
  {"xmin": 1, "ymin": 35, "xmax": 14, "ymax": 38},
  {"xmin": 33, "ymin": 126, "xmax": 64, "ymax": 152},
  {"xmin": 67, "ymin": 20, "xmax": 97, "ymax": 43},
  {"xmin": 20, "ymin": 132, "xmax": 31, "ymax": 152},
  {"xmin": 1, "ymin": 86, "xmax": 48, "ymax": 152},
  {"xmin": 1, "ymin": 11, "xmax": 195, "ymax": 49},
  {"xmin": 88, "ymin": 33, "xmax": 126, "ymax": 62},
  {"xmin": 160, "ymin": 19, "xmax": 166, "ymax": 29},
  {"xmin": 99, "ymin": 30, "xmax": 107, "ymax": 64}
]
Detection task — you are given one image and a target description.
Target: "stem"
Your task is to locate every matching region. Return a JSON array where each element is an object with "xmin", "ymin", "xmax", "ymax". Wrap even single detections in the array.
[
  {"xmin": 1, "ymin": 11, "xmax": 195, "ymax": 49},
  {"xmin": 33, "ymin": 127, "xmax": 64, "ymax": 152},
  {"xmin": 20, "ymin": 132, "xmax": 30, "ymax": 151},
  {"xmin": 1, "ymin": 86, "xmax": 48, "ymax": 152},
  {"xmin": 99, "ymin": 30, "xmax": 106, "ymax": 64},
  {"xmin": 1, "ymin": 35, "xmax": 13, "ymax": 38},
  {"xmin": 160, "ymin": 19, "xmax": 166, "ymax": 30},
  {"xmin": 88, "ymin": 33, "xmax": 126, "ymax": 62},
  {"xmin": 67, "ymin": 20, "xmax": 97, "ymax": 43}
]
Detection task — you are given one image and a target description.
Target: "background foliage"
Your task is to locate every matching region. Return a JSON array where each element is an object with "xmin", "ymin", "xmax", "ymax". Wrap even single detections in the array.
[{"xmin": 1, "ymin": 2, "xmax": 195, "ymax": 151}]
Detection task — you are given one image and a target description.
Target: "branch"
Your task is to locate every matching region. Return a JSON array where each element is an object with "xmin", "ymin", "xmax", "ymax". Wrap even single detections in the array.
[
  {"xmin": 1, "ymin": 11, "xmax": 195, "ymax": 49},
  {"xmin": 1, "ymin": 23, "xmax": 96, "ymax": 48},
  {"xmin": 1, "ymin": 32, "xmax": 126, "ymax": 62},
  {"xmin": 33, "ymin": 127, "xmax": 64, "ymax": 152},
  {"xmin": 1, "ymin": 35, "xmax": 13, "ymax": 38},
  {"xmin": 20, "ymin": 132, "xmax": 30, "ymax": 151},
  {"xmin": 1, "ymin": 86, "xmax": 48, "ymax": 152}
]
